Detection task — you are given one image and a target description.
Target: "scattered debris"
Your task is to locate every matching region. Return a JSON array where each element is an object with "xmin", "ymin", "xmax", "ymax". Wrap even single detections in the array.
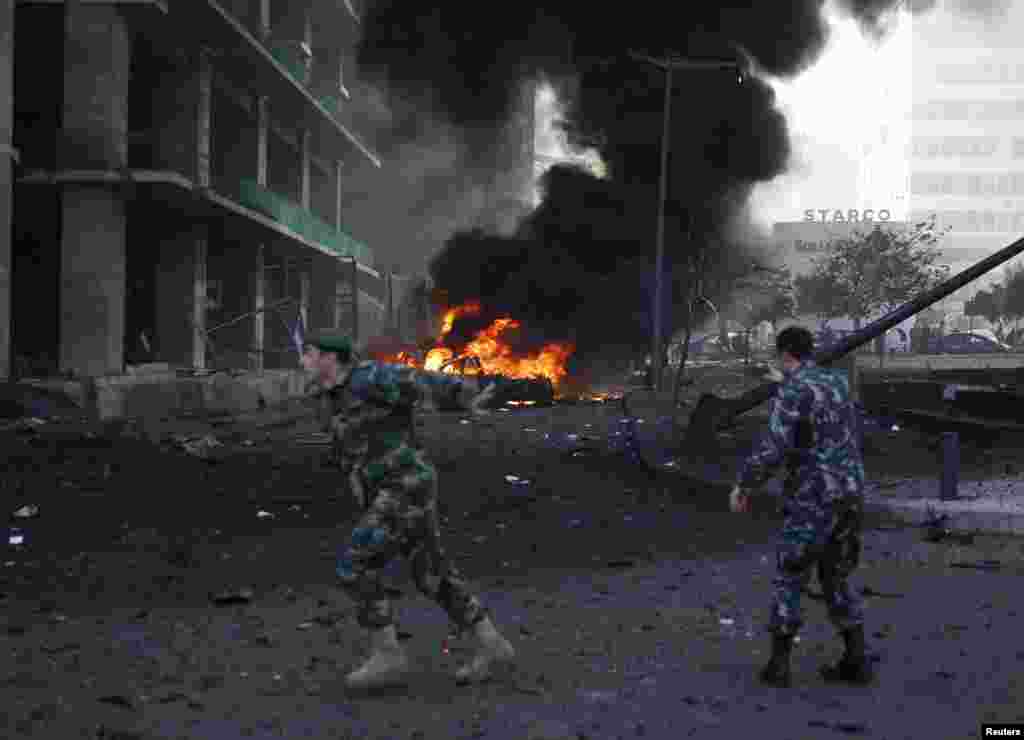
[
  {"xmin": 12, "ymin": 505, "xmax": 38, "ymax": 519},
  {"xmin": 96, "ymin": 695, "xmax": 135, "ymax": 710},
  {"xmin": 950, "ymin": 560, "xmax": 1002, "ymax": 571},
  {"xmin": 294, "ymin": 433, "xmax": 330, "ymax": 446},
  {"xmin": 505, "ymin": 475, "xmax": 531, "ymax": 486},
  {"xmin": 4, "ymin": 417, "xmax": 48, "ymax": 433},
  {"xmin": 606, "ymin": 559, "xmax": 636, "ymax": 569},
  {"xmin": 922, "ymin": 508, "xmax": 962, "ymax": 544},
  {"xmin": 211, "ymin": 587, "xmax": 254, "ymax": 605},
  {"xmin": 808, "ymin": 719, "xmax": 868, "ymax": 734},
  {"xmin": 256, "ymin": 510, "xmax": 275, "ymax": 519},
  {"xmin": 173, "ymin": 434, "xmax": 223, "ymax": 459}
]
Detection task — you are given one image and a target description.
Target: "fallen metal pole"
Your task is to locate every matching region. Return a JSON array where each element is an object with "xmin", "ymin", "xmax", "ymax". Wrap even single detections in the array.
[{"xmin": 686, "ymin": 232, "xmax": 1024, "ymax": 440}]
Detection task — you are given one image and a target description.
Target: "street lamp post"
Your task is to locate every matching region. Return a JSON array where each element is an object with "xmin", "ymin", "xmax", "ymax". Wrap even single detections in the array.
[{"xmin": 628, "ymin": 51, "xmax": 744, "ymax": 391}]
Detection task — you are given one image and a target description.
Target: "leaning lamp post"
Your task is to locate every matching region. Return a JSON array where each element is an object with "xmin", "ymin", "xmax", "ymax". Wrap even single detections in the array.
[{"xmin": 628, "ymin": 50, "xmax": 745, "ymax": 391}]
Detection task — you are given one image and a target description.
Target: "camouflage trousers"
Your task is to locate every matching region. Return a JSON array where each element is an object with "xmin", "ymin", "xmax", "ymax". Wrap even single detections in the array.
[
  {"xmin": 770, "ymin": 492, "xmax": 865, "ymax": 637},
  {"xmin": 336, "ymin": 448, "xmax": 486, "ymax": 632}
]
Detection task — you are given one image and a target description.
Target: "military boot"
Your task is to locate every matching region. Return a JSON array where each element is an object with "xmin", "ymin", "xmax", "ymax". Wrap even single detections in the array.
[
  {"xmin": 344, "ymin": 625, "xmax": 410, "ymax": 690},
  {"xmin": 759, "ymin": 634, "xmax": 794, "ymax": 687},
  {"xmin": 455, "ymin": 616, "xmax": 515, "ymax": 685},
  {"xmin": 820, "ymin": 625, "xmax": 874, "ymax": 685}
]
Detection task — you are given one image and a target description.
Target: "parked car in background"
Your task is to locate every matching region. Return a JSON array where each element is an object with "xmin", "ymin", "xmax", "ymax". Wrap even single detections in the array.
[
  {"xmin": 687, "ymin": 332, "xmax": 750, "ymax": 357},
  {"xmin": 815, "ymin": 327, "xmax": 911, "ymax": 354},
  {"xmin": 926, "ymin": 332, "xmax": 1012, "ymax": 354}
]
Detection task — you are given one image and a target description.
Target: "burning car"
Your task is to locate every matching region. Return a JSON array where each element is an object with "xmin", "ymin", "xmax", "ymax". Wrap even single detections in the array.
[
  {"xmin": 439, "ymin": 354, "xmax": 554, "ymax": 408},
  {"xmin": 378, "ymin": 301, "xmax": 568, "ymax": 408}
]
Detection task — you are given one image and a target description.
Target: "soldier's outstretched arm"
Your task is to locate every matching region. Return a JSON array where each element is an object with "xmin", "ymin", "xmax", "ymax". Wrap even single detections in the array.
[
  {"xmin": 410, "ymin": 369, "xmax": 494, "ymax": 413},
  {"xmin": 736, "ymin": 381, "xmax": 807, "ymax": 491}
]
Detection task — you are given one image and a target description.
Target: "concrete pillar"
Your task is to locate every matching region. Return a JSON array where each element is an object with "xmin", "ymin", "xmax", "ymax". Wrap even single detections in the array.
[
  {"xmin": 259, "ymin": 0, "xmax": 271, "ymax": 39},
  {"xmin": 59, "ymin": 4, "xmax": 131, "ymax": 377},
  {"xmin": 386, "ymin": 270, "xmax": 393, "ymax": 330},
  {"xmin": 303, "ymin": 8, "xmax": 314, "ymax": 83},
  {"xmin": 0, "ymin": 0, "xmax": 12, "ymax": 380},
  {"xmin": 300, "ymin": 129, "xmax": 311, "ymax": 210},
  {"xmin": 335, "ymin": 160, "xmax": 344, "ymax": 231},
  {"xmin": 299, "ymin": 264, "xmax": 309, "ymax": 331},
  {"xmin": 256, "ymin": 96, "xmax": 268, "ymax": 186},
  {"xmin": 350, "ymin": 258, "xmax": 358, "ymax": 345},
  {"xmin": 254, "ymin": 95, "xmax": 268, "ymax": 371},
  {"xmin": 196, "ymin": 48, "xmax": 213, "ymax": 188},
  {"xmin": 332, "ymin": 255, "xmax": 347, "ymax": 332},
  {"xmin": 192, "ymin": 232, "xmax": 207, "ymax": 369},
  {"xmin": 60, "ymin": 190, "xmax": 127, "ymax": 377},
  {"xmin": 251, "ymin": 245, "xmax": 265, "ymax": 371},
  {"xmin": 191, "ymin": 50, "xmax": 212, "ymax": 369}
]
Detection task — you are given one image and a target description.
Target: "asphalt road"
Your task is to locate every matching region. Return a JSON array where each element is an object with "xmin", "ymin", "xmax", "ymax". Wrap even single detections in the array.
[{"xmin": 2, "ymin": 404, "xmax": 1022, "ymax": 739}]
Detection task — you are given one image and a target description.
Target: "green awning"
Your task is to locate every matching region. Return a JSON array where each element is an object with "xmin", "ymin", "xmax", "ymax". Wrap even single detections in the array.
[{"xmin": 238, "ymin": 179, "xmax": 372, "ymax": 264}]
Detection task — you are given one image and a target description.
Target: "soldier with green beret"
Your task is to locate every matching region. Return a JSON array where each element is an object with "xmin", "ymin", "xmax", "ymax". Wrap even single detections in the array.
[{"xmin": 301, "ymin": 331, "xmax": 514, "ymax": 690}]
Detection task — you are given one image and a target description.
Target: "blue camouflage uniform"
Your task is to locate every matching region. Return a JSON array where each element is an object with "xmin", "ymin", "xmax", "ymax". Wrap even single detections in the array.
[
  {"xmin": 737, "ymin": 359, "xmax": 866, "ymax": 638},
  {"xmin": 315, "ymin": 360, "xmax": 487, "ymax": 632}
]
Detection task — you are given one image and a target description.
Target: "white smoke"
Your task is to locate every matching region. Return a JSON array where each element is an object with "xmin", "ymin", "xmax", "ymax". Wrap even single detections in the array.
[
  {"xmin": 337, "ymin": 81, "xmax": 533, "ymax": 273},
  {"xmin": 533, "ymin": 80, "xmax": 607, "ymax": 206}
]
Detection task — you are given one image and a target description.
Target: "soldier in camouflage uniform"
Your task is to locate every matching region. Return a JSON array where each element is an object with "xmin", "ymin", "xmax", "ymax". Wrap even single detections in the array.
[
  {"xmin": 729, "ymin": 326, "xmax": 874, "ymax": 687},
  {"xmin": 301, "ymin": 332, "xmax": 514, "ymax": 690}
]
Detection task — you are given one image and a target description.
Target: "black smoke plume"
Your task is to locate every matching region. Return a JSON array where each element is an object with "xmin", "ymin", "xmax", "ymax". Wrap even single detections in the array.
[{"xmin": 355, "ymin": 0, "xmax": 984, "ymax": 367}]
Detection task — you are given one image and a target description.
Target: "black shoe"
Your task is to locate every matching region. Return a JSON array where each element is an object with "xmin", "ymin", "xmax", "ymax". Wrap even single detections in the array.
[
  {"xmin": 759, "ymin": 634, "xmax": 793, "ymax": 688},
  {"xmin": 820, "ymin": 626, "xmax": 875, "ymax": 685},
  {"xmin": 819, "ymin": 657, "xmax": 874, "ymax": 685}
]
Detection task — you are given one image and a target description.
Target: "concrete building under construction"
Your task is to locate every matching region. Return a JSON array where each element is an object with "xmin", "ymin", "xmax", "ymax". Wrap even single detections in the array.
[{"xmin": 0, "ymin": 0, "xmax": 402, "ymax": 383}]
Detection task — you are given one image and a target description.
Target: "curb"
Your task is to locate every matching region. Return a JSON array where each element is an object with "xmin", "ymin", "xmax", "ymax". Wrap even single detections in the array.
[
  {"xmin": 670, "ymin": 464, "xmax": 1024, "ymax": 537},
  {"xmin": 864, "ymin": 496, "xmax": 1024, "ymax": 536}
]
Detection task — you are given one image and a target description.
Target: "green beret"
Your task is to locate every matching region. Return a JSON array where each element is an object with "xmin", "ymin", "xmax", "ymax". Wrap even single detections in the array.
[{"xmin": 307, "ymin": 332, "xmax": 353, "ymax": 359}]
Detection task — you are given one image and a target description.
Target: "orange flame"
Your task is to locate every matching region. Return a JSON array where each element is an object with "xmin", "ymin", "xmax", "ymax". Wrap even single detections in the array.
[
  {"xmin": 379, "ymin": 301, "xmax": 574, "ymax": 388},
  {"xmin": 392, "ymin": 351, "xmax": 418, "ymax": 367},
  {"xmin": 440, "ymin": 301, "xmax": 481, "ymax": 337}
]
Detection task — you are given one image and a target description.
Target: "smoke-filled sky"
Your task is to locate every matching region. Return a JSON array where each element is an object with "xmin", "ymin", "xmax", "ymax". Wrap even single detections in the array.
[{"xmin": 350, "ymin": 0, "xmax": 1009, "ymax": 362}]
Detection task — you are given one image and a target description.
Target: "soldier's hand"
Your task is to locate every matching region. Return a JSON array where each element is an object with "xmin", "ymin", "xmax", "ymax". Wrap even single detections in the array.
[
  {"xmin": 763, "ymin": 367, "xmax": 784, "ymax": 383},
  {"xmin": 729, "ymin": 484, "xmax": 751, "ymax": 514}
]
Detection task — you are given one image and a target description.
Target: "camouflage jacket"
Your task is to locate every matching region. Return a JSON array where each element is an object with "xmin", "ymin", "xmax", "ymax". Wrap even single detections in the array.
[
  {"xmin": 737, "ymin": 359, "xmax": 865, "ymax": 502},
  {"xmin": 314, "ymin": 361, "xmax": 472, "ymax": 475}
]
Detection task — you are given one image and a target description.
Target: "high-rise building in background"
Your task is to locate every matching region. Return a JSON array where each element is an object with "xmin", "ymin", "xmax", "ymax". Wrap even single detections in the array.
[{"xmin": 906, "ymin": 0, "xmax": 1024, "ymax": 295}]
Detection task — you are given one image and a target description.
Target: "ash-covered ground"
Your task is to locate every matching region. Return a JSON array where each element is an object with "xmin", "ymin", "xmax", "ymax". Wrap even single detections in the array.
[{"xmin": 2, "ymin": 365, "xmax": 1023, "ymax": 739}]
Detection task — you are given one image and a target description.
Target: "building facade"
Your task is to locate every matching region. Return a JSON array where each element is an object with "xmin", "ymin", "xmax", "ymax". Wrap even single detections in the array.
[
  {"xmin": 1, "ymin": 0, "xmax": 396, "ymax": 381},
  {"xmin": 906, "ymin": 2, "xmax": 1024, "ymax": 285}
]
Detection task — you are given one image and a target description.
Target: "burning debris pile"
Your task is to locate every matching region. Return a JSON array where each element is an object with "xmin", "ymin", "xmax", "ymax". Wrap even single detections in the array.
[{"xmin": 377, "ymin": 301, "xmax": 575, "ymax": 390}]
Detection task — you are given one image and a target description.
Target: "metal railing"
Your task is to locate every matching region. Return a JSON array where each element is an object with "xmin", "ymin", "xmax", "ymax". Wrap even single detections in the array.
[{"xmin": 196, "ymin": 296, "xmax": 303, "ymax": 368}]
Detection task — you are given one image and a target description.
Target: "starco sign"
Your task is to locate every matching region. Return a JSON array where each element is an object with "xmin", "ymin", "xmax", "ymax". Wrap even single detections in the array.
[{"xmin": 803, "ymin": 209, "xmax": 892, "ymax": 223}]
